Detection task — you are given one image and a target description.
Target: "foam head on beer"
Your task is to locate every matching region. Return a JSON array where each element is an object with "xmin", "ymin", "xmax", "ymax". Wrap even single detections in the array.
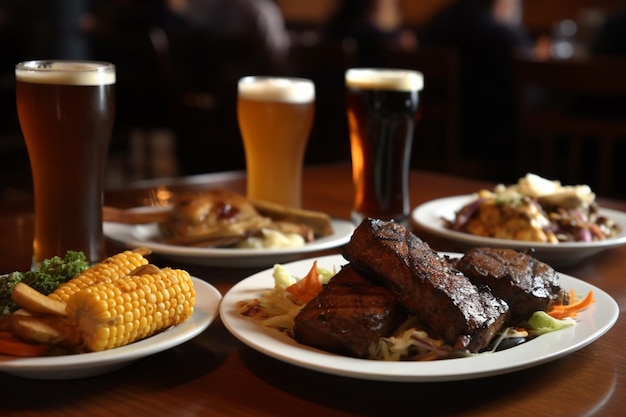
[
  {"xmin": 345, "ymin": 68, "xmax": 423, "ymax": 92},
  {"xmin": 15, "ymin": 61, "xmax": 115, "ymax": 86},
  {"xmin": 238, "ymin": 76, "xmax": 315, "ymax": 103}
]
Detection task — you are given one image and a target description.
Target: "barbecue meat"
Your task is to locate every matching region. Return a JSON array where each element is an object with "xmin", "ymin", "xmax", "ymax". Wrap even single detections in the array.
[
  {"xmin": 453, "ymin": 247, "xmax": 566, "ymax": 322},
  {"xmin": 293, "ymin": 264, "xmax": 408, "ymax": 359},
  {"xmin": 343, "ymin": 218, "xmax": 510, "ymax": 353}
]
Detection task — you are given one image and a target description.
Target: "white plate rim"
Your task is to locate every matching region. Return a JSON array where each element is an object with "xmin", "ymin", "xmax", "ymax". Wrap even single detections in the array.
[
  {"xmin": 0, "ymin": 277, "xmax": 221, "ymax": 379},
  {"xmin": 104, "ymin": 218, "xmax": 355, "ymax": 267},
  {"xmin": 219, "ymin": 254, "xmax": 619, "ymax": 382},
  {"xmin": 411, "ymin": 195, "xmax": 626, "ymax": 261}
]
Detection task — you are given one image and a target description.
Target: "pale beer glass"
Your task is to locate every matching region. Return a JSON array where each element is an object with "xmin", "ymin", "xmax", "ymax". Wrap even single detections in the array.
[
  {"xmin": 16, "ymin": 60, "xmax": 115, "ymax": 265},
  {"xmin": 237, "ymin": 76, "xmax": 315, "ymax": 208},
  {"xmin": 345, "ymin": 68, "xmax": 423, "ymax": 225}
]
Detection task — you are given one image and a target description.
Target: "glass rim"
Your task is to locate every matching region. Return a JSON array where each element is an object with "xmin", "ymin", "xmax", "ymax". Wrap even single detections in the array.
[
  {"xmin": 15, "ymin": 60, "xmax": 115, "ymax": 86},
  {"xmin": 16, "ymin": 60, "xmax": 115, "ymax": 72},
  {"xmin": 237, "ymin": 75, "xmax": 315, "ymax": 102},
  {"xmin": 238, "ymin": 75, "xmax": 314, "ymax": 85},
  {"xmin": 345, "ymin": 67, "xmax": 424, "ymax": 91}
]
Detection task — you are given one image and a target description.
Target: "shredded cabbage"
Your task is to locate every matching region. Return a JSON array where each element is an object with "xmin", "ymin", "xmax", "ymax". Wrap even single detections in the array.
[
  {"xmin": 370, "ymin": 329, "xmax": 457, "ymax": 361},
  {"xmin": 527, "ymin": 311, "xmax": 576, "ymax": 336},
  {"xmin": 272, "ymin": 264, "xmax": 297, "ymax": 289},
  {"xmin": 239, "ymin": 262, "xmax": 341, "ymax": 331},
  {"xmin": 272, "ymin": 263, "xmax": 336, "ymax": 289}
]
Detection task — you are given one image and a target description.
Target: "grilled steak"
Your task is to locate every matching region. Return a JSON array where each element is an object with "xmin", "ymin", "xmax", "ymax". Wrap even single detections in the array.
[
  {"xmin": 293, "ymin": 264, "xmax": 408, "ymax": 359},
  {"xmin": 453, "ymin": 247, "xmax": 566, "ymax": 322},
  {"xmin": 343, "ymin": 218, "xmax": 510, "ymax": 352}
]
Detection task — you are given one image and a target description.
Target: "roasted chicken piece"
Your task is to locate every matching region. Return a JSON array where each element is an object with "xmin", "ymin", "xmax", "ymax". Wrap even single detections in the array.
[
  {"xmin": 104, "ymin": 189, "xmax": 335, "ymax": 248},
  {"xmin": 159, "ymin": 190, "xmax": 325, "ymax": 247},
  {"xmin": 159, "ymin": 189, "xmax": 270, "ymax": 246}
]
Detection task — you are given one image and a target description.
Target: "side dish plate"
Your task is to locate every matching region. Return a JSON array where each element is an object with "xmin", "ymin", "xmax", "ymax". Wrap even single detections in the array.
[
  {"xmin": 411, "ymin": 195, "xmax": 626, "ymax": 267},
  {"xmin": 0, "ymin": 278, "xmax": 221, "ymax": 380},
  {"xmin": 220, "ymin": 254, "xmax": 619, "ymax": 382},
  {"xmin": 104, "ymin": 217, "xmax": 355, "ymax": 268}
]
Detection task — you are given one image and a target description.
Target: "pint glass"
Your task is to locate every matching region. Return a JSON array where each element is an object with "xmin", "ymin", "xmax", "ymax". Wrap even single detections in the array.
[
  {"xmin": 16, "ymin": 60, "xmax": 115, "ymax": 265},
  {"xmin": 346, "ymin": 68, "xmax": 423, "ymax": 225},
  {"xmin": 237, "ymin": 76, "xmax": 315, "ymax": 208}
]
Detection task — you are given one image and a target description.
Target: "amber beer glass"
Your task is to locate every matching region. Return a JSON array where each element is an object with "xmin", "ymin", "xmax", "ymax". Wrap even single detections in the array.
[
  {"xmin": 346, "ymin": 68, "xmax": 423, "ymax": 225},
  {"xmin": 16, "ymin": 60, "xmax": 115, "ymax": 265},
  {"xmin": 237, "ymin": 76, "xmax": 315, "ymax": 208}
]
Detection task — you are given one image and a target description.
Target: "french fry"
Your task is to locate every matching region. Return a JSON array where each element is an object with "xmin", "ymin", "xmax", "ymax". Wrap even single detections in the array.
[
  {"xmin": 11, "ymin": 282, "xmax": 68, "ymax": 317},
  {"xmin": 8, "ymin": 314, "xmax": 66, "ymax": 345},
  {"xmin": 129, "ymin": 264, "xmax": 162, "ymax": 276}
]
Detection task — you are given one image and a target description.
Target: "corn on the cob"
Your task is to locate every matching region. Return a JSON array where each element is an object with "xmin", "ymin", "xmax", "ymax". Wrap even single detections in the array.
[
  {"xmin": 49, "ymin": 249, "xmax": 150, "ymax": 302},
  {"xmin": 65, "ymin": 268, "xmax": 195, "ymax": 351}
]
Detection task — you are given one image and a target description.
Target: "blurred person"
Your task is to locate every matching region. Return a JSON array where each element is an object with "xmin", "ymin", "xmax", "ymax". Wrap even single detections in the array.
[
  {"xmin": 81, "ymin": 0, "xmax": 185, "ymax": 181},
  {"xmin": 326, "ymin": 0, "xmax": 417, "ymax": 66},
  {"xmin": 590, "ymin": 8, "xmax": 626, "ymax": 57},
  {"xmin": 167, "ymin": 0, "xmax": 291, "ymax": 74},
  {"xmin": 421, "ymin": 0, "xmax": 535, "ymax": 172},
  {"xmin": 152, "ymin": 0, "xmax": 293, "ymax": 176},
  {"xmin": 81, "ymin": 0, "xmax": 183, "ymax": 130}
]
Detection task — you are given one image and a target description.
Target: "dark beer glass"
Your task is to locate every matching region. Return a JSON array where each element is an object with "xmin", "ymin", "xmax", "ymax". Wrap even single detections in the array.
[
  {"xmin": 345, "ymin": 68, "xmax": 423, "ymax": 225},
  {"xmin": 16, "ymin": 60, "xmax": 115, "ymax": 265}
]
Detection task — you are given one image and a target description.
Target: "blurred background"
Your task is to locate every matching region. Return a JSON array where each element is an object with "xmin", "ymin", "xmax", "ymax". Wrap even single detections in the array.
[{"xmin": 1, "ymin": 0, "xmax": 625, "ymax": 200}]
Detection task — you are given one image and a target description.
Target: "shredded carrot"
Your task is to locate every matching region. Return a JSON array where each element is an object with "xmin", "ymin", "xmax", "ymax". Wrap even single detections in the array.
[
  {"xmin": 0, "ymin": 332, "xmax": 50, "ymax": 357},
  {"xmin": 285, "ymin": 261, "xmax": 323, "ymax": 303},
  {"xmin": 547, "ymin": 290, "xmax": 595, "ymax": 320}
]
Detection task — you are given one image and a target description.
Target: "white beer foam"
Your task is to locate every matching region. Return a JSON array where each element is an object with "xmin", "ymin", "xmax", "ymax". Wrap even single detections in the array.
[
  {"xmin": 238, "ymin": 77, "xmax": 315, "ymax": 103},
  {"xmin": 346, "ymin": 69, "xmax": 423, "ymax": 91},
  {"xmin": 16, "ymin": 61, "xmax": 115, "ymax": 86}
]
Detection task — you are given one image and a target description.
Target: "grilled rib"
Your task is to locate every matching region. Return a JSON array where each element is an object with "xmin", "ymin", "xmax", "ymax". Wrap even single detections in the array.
[
  {"xmin": 452, "ymin": 247, "xmax": 566, "ymax": 322},
  {"xmin": 293, "ymin": 264, "xmax": 408, "ymax": 358},
  {"xmin": 343, "ymin": 218, "xmax": 510, "ymax": 352}
]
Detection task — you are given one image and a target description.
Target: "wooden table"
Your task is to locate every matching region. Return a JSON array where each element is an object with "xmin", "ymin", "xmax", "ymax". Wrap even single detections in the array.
[{"xmin": 1, "ymin": 163, "xmax": 624, "ymax": 417}]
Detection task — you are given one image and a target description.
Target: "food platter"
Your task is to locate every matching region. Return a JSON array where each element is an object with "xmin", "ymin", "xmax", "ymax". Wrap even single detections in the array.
[
  {"xmin": 411, "ymin": 195, "xmax": 626, "ymax": 267},
  {"xmin": 220, "ymin": 254, "xmax": 619, "ymax": 382},
  {"xmin": 104, "ymin": 217, "xmax": 355, "ymax": 268},
  {"xmin": 0, "ymin": 278, "xmax": 221, "ymax": 380}
]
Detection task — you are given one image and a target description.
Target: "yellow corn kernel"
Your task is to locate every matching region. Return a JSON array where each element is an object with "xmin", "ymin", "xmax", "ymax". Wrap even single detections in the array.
[
  {"xmin": 65, "ymin": 268, "xmax": 196, "ymax": 352},
  {"xmin": 49, "ymin": 249, "xmax": 150, "ymax": 302}
]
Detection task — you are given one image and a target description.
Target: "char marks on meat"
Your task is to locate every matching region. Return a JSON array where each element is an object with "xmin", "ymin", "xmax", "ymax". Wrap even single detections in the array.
[
  {"xmin": 293, "ymin": 264, "xmax": 408, "ymax": 359},
  {"xmin": 453, "ymin": 247, "xmax": 567, "ymax": 322},
  {"xmin": 343, "ymin": 218, "xmax": 510, "ymax": 353}
]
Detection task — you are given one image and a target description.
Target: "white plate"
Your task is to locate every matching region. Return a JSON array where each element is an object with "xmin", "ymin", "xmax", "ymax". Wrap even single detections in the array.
[
  {"xmin": 0, "ymin": 278, "xmax": 221, "ymax": 380},
  {"xmin": 104, "ymin": 217, "xmax": 355, "ymax": 268},
  {"xmin": 411, "ymin": 195, "xmax": 626, "ymax": 267},
  {"xmin": 220, "ymin": 254, "xmax": 619, "ymax": 382}
]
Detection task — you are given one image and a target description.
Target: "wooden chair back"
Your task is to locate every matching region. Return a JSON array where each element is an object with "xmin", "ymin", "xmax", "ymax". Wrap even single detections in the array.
[{"xmin": 514, "ymin": 55, "xmax": 626, "ymax": 196}]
